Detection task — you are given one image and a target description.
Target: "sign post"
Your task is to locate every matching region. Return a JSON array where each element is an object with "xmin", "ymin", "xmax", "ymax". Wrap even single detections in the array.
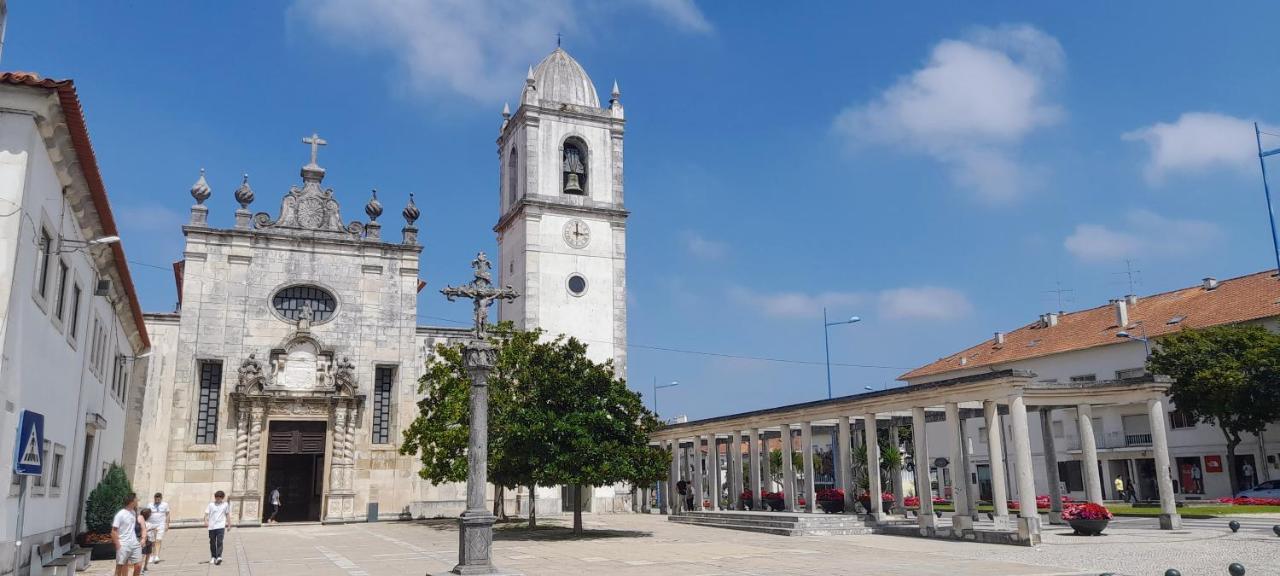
[{"xmin": 12, "ymin": 410, "xmax": 45, "ymax": 553}]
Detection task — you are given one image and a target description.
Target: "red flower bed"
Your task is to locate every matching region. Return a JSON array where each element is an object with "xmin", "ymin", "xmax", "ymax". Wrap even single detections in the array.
[
  {"xmin": 1061, "ymin": 502, "xmax": 1112, "ymax": 521},
  {"xmin": 1008, "ymin": 494, "xmax": 1072, "ymax": 510},
  {"xmin": 817, "ymin": 488, "xmax": 844, "ymax": 501},
  {"xmin": 902, "ymin": 495, "xmax": 947, "ymax": 507},
  {"xmin": 857, "ymin": 491, "xmax": 895, "ymax": 502},
  {"xmin": 1216, "ymin": 497, "xmax": 1280, "ymax": 506}
]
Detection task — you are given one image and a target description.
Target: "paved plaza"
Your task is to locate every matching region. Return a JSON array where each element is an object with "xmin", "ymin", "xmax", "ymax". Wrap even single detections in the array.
[{"xmin": 80, "ymin": 513, "xmax": 1280, "ymax": 576}]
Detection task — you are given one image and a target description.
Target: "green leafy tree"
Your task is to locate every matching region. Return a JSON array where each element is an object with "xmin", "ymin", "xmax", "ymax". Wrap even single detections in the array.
[
  {"xmin": 84, "ymin": 463, "xmax": 133, "ymax": 535},
  {"xmin": 1148, "ymin": 324, "xmax": 1280, "ymax": 492},
  {"xmin": 515, "ymin": 335, "xmax": 667, "ymax": 534}
]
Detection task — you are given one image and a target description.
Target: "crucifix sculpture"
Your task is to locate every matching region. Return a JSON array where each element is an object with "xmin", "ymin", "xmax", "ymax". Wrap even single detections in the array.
[
  {"xmin": 434, "ymin": 252, "xmax": 520, "ymax": 576},
  {"xmin": 302, "ymin": 132, "xmax": 327, "ymax": 166}
]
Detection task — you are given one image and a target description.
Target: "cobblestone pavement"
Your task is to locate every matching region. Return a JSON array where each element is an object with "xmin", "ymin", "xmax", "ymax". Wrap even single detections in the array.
[{"xmin": 79, "ymin": 513, "xmax": 1278, "ymax": 576}]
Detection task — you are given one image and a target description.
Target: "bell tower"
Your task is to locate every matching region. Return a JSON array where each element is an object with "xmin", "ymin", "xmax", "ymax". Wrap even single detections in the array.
[{"xmin": 495, "ymin": 48, "xmax": 628, "ymax": 376}]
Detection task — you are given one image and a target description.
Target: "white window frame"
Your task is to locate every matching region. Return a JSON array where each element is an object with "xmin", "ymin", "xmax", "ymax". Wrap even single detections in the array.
[
  {"xmin": 66, "ymin": 280, "xmax": 82, "ymax": 347},
  {"xmin": 50, "ymin": 444, "xmax": 65, "ymax": 495},
  {"xmin": 31, "ymin": 440, "xmax": 50, "ymax": 495},
  {"xmin": 32, "ymin": 224, "xmax": 54, "ymax": 310}
]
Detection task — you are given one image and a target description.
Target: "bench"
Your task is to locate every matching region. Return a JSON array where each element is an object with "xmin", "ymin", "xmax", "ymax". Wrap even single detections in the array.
[
  {"xmin": 67, "ymin": 547, "xmax": 92, "ymax": 571},
  {"xmin": 35, "ymin": 542, "xmax": 76, "ymax": 576}
]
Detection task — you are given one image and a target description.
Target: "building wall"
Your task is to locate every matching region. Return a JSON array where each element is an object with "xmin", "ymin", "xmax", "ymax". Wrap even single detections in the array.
[
  {"xmin": 909, "ymin": 318, "xmax": 1280, "ymax": 500},
  {"xmin": 0, "ymin": 102, "xmax": 142, "ymax": 576}
]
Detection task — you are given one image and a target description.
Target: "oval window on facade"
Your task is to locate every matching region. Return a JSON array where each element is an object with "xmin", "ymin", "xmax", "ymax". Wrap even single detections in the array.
[
  {"xmin": 566, "ymin": 274, "xmax": 587, "ymax": 296},
  {"xmin": 272, "ymin": 285, "xmax": 338, "ymax": 323}
]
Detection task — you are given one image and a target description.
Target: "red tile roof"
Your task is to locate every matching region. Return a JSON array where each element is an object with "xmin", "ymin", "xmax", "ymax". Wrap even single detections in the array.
[
  {"xmin": 1, "ymin": 72, "xmax": 150, "ymax": 349},
  {"xmin": 899, "ymin": 270, "xmax": 1280, "ymax": 381}
]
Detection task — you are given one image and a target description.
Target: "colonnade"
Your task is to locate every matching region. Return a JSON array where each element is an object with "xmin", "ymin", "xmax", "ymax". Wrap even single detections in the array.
[{"xmin": 651, "ymin": 371, "xmax": 1183, "ymax": 540}]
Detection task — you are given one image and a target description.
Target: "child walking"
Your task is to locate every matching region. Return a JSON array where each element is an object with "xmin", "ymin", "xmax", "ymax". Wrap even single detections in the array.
[
  {"xmin": 138, "ymin": 509, "xmax": 156, "ymax": 575},
  {"xmin": 203, "ymin": 490, "xmax": 231, "ymax": 565}
]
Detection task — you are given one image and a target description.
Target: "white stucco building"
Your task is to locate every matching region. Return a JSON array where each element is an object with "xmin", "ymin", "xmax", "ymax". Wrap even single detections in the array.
[
  {"xmin": 0, "ymin": 73, "xmax": 150, "ymax": 576},
  {"xmin": 902, "ymin": 270, "xmax": 1280, "ymax": 502}
]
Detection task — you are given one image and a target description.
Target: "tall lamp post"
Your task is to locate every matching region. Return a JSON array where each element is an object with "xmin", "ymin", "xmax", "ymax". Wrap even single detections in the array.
[
  {"xmin": 1116, "ymin": 323, "xmax": 1151, "ymax": 357},
  {"xmin": 652, "ymin": 378, "xmax": 679, "ymax": 420},
  {"xmin": 823, "ymin": 308, "xmax": 861, "ymax": 399},
  {"xmin": 437, "ymin": 252, "xmax": 520, "ymax": 576}
]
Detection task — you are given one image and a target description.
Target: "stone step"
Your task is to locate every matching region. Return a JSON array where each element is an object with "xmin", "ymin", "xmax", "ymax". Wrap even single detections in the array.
[{"xmin": 670, "ymin": 513, "xmax": 875, "ymax": 537}]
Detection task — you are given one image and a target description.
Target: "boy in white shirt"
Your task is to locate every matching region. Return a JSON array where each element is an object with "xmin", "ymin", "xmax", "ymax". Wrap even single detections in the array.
[
  {"xmin": 203, "ymin": 490, "xmax": 231, "ymax": 565},
  {"xmin": 147, "ymin": 493, "xmax": 170, "ymax": 563},
  {"xmin": 111, "ymin": 493, "xmax": 142, "ymax": 576}
]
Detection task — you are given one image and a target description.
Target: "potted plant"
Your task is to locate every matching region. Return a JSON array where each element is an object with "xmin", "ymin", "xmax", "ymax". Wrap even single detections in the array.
[
  {"xmin": 859, "ymin": 491, "xmax": 894, "ymax": 514},
  {"xmin": 817, "ymin": 488, "xmax": 845, "ymax": 513},
  {"xmin": 79, "ymin": 464, "xmax": 134, "ymax": 560},
  {"xmin": 739, "ymin": 489, "xmax": 755, "ymax": 510},
  {"xmin": 1062, "ymin": 502, "xmax": 1113, "ymax": 536},
  {"xmin": 762, "ymin": 491, "xmax": 785, "ymax": 511}
]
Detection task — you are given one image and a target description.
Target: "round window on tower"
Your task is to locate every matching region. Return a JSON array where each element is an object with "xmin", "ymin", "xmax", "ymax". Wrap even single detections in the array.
[
  {"xmin": 566, "ymin": 274, "xmax": 588, "ymax": 297},
  {"xmin": 271, "ymin": 284, "xmax": 338, "ymax": 324}
]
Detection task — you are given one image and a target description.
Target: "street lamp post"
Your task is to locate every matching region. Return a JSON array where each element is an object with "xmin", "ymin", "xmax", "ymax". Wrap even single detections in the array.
[
  {"xmin": 652, "ymin": 378, "xmax": 679, "ymax": 419},
  {"xmin": 823, "ymin": 308, "xmax": 861, "ymax": 399},
  {"xmin": 1116, "ymin": 323, "xmax": 1151, "ymax": 357}
]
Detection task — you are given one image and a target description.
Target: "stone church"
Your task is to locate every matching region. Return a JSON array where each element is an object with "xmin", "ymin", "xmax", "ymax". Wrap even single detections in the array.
[{"xmin": 123, "ymin": 47, "xmax": 630, "ymax": 524}]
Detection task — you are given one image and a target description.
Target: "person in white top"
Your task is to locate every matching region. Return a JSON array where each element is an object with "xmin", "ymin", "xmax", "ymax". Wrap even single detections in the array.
[
  {"xmin": 147, "ymin": 493, "xmax": 170, "ymax": 563},
  {"xmin": 138, "ymin": 509, "xmax": 156, "ymax": 575},
  {"xmin": 203, "ymin": 490, "xmax": 232, "ymax": 565},
  {"xmin": 111, "ymin": 492, "xmax": 143, "ymax": 576}
]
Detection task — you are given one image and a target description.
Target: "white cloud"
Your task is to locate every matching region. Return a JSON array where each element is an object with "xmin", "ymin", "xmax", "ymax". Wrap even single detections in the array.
[
  {"xmin": 877, "ymin": 286, "xmax": 973, "ymax": 321},
  {"xmin": 637, "ymin": 0, "xmax": 712, "ymax": 33},
  {"xmin": 681, "ymin": 231, "xmax": 727, "ymax": 260},
  {"xmin": 1123, "ymin": 112, "xmax": 1268, "ymax": 184},
  {"xmin": 293, "ymin": 0, "xmax": 710, "ymax": 103},
  {"xmin": 1064, "ymin": 209, "xmax": 1220, "ymax": 262},
  {"xmin": 834, "ymin": 24, "xmax": 1064, "ymax": 203},
  {"xmin": 730, "ymin": 287, "xmax": 864, "ymax": 320}
]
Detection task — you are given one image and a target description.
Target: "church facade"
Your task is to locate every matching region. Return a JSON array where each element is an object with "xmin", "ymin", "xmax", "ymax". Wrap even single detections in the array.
[{"xmin": 124, "ymin": 48, "xmax": 632, "ymax": 524}]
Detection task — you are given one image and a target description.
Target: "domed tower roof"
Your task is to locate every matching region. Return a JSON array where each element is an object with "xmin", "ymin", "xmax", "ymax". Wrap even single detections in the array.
[{"xmin": 526, "ymin": 48, "xmax": 599, "ymax": 108}]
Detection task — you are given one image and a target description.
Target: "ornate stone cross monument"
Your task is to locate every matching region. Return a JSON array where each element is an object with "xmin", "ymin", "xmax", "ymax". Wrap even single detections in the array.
[
  {"xmin": 302, "ymin": 132, "xmax": 327, "ymax": 167},
  {"xmin": 435, "ymin": 252, "xmax": 520, "ymax": 576}
]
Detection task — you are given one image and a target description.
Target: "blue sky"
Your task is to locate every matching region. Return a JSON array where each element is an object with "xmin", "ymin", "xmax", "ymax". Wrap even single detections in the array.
[{"xmin": 9, "ymin": 1, "xmax": 1280, "ymax": 420}]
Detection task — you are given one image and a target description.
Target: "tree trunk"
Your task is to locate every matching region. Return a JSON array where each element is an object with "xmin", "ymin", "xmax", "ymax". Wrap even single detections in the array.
[
  {"xmin": 493, "ymin": 485, "xmax": 505, "ymax": 520},
  {"xmin": 1259, "ymin": 433, "xmax": 1272, "ymax": 481},
  {"xmin": 572, "ymin": 484, "xmax": 584, "ymax": 534},
  {"xmin": 1221, "ymin": 421, "xmax": 1241, "ymax": 496},
  {"xmin": 528, "ymin": 484, "xmax": 537, "ymax": 529}
]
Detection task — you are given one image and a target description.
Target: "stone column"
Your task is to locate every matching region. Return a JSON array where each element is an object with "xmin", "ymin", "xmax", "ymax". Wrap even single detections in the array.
[
  {"xmin": 230, "ymin": 403, "xmax": 251, "ymax": 525},
  {"xmin": 889, "ymin": 421, "xmax": 905, "ymax": 514},
  {"xmin": 839, "ymin": 416, "xmax": 856, "ymax": 513},
  {"xmin": 692, "ymin": 437, "xmax": 705, "ymax": 511},
  {"xmin": 958, "ymin": 415, "xmax": 979, "ymax": 521},
  {"xmin": 1008, "ymin": 394, "xmax": 1040, "ymax": 541},
  {"xmin": 781, "ymin": 424, "xmax": 796, "ymax": 511},
  {"xmin": 663, "ymin": 440, "xmax": 675, "ymax": 514},
  {"xmin": 863, "ymin": 413, "xmax": 882, "ymax": 523},
  {"xmin": 911, "ymin": 407, "xmax": 936, "ymax": 528},
  {"xmin": 801, "ymin": 421, "xmax": 816, "ymax": 513},
  {"xmin": 761, "ymin": 431, "xmax": 773, "ymax": 492},
  {"xmin": 1077, "ymin": 404, "xmax": 1104, "ymax": 504},
  {"xmin": 730, "ymin": 432, "xmax": 743, "ymax": 509},
  {"xmin": 748, "ymin": 428, "xmax": 762, "ymax": 508},
  {"xmin": 1039, "ymin": 408, "xmax": 1065, "ymax": 524},
  {"xmin": 1148, "ymin": 397, "xmax": 1182, "ymax": 529},
  {"xmin": 984, "ymin": 401, "xmax": 1010, "ymax": 526},
  {"xmin": 710, "ymin": 435, "xmax": 723, "ymax": 511},
  {"xmin": 945, "ymin": 402, "xmax": 972, "ymax": 531}
]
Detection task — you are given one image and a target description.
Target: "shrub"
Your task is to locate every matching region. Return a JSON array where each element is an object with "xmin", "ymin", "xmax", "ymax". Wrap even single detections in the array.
[{"xmin": 84, "ymin": 463, "xmax": 134, "ymax": 535}]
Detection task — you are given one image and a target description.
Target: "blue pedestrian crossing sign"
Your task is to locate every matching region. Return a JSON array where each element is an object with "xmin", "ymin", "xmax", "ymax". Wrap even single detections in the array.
[{"xmin": 13, "ymin": 410, "xmax": 44, "ymax": 476}]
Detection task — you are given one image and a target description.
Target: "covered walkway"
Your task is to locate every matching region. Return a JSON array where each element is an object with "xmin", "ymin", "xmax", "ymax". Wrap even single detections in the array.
[{"xmin": 647, "ymin": 370, "xmax": 1182, "ymax": 545}]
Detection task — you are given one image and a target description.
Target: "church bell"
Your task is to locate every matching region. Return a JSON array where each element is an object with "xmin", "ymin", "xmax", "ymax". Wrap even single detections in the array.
[{"xmin": 563, "ymin": 172, "xmax": 584, "ymax": 194}]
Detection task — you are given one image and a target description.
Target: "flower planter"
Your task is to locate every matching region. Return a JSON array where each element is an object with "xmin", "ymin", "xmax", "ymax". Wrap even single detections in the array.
[
  {"xmin": 1068, "ymin": 518, "xmax": 1109, "ymax": 536},
  {"xmin": 861, "ymin": 500, "xmax": 892, "ymax": 514},
  {"xmin": 764, "ymin": 498, "xmax": 785, "ymax": 511},
  {"xmin": 818, "ymin": 499, "xmax": 844, "ymax": 514},
  {"xmin": 88, "ymin": 541, "xmax": 115, "ymax": 560},
  {"xmin": 739, "ymin": 497, "xmax": 754, "ymax": 510}
]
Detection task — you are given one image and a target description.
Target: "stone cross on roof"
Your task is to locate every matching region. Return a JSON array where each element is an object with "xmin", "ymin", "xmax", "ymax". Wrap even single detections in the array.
[
  {"xmin": 302, "ymin": 132, "xmax": 327, "ymax": 166},
  {"xmin": 441, "ymin": 252, "xmax": 520, "ymax": 339}
]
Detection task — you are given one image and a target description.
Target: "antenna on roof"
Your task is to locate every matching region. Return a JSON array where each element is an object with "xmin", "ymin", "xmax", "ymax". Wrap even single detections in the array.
[
  {"xmin": 1112, "ymin": 260, "xmax": 1142, "ymax": 294},
  {"xmin": 1043, "ymin": 281, "xmax": 1074, "ymax": 311}
]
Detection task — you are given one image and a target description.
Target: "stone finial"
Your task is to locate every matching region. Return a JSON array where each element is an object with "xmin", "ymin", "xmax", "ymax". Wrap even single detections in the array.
[
  {"xmin": 611, "ymin": 80, "xmax": 620, "ymax": 100},
  {"xmin": 526, "ymin": 66, "xmax": 535, "ymax": 85},
  {"xmin": 234, "ymin": 173, "xmax": 255, "ymax": 208},
  {"xmin": 502, "ymin": 102, "xmax": 511, "ymax": 119},
  {"xmin": 402, "ymin": 193, "xmax": 420, "ymax": 225},
  {"xmin": 190, "ymin": 168, "xmax": 212, "ymax": 205},
  {"xmin": 365, "ymin": 189, "xmax": 383, "ymax": 222}
]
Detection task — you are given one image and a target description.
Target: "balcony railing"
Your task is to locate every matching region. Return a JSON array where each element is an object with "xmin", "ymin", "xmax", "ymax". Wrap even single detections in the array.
[{"xmin": 1124, "ymin": 433, "xmax": 1152, "ymax": 446}]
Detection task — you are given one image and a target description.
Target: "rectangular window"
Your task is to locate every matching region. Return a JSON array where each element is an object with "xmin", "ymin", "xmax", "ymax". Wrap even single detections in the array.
[
  {"xmin": 1058, "ymin": 460, "xmax": 1084, "ymax": 492},
  {"xmin": 1052, "ymin": 421, "xmax": 1064, "ymax": 438},
  {"xmin": 1169, "ymin": 410, "xmax": 1196, "ymax": 430},
  {"xmin": 54, "ymin": 260, "xmax": 69, "ymax": 321},
  {"xmin": 68, "ymin": 283, "xmax": 82, "ymax": 341},
  {"xmin": 36, "ymin": 228, "xmax": 52, "ymax": 299},
  {"xmin": 51, "ymin": 446, "xmax": 64, "ymax": 489},
  {"xmin": 1069, "ymin": 374, "xmax": 1097, "ymax": 383},
  {"xmin": 113, "ymin": 354, "xmax": 128, "ymax": 402},
  {"xmin": 1116, "ymin": 367, "xmax": 1146, "ymax": 380},
  {"xmin": 372, "ymin": 365, "xmax": 395, "ymax": 444},
  {"xmin": 195, "ymin": 360, "xmax": 223, "ymax": 444},
  {"xmin": 977, "ymin": 426, "xmax": 988, "ymax": 444},
  {"xmin": 33, "ymin": 440, "xmax": 50, "ymax": 490},
  {"xmin": 1175, "ymin": 456, "xmax": 1204, "ymax": 494}
]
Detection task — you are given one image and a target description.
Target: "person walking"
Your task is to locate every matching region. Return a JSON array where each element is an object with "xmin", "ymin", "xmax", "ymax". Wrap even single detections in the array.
[
  {"xmin": 268, "ymin": 487, "xmax": 281, "ymax": 524},
  {"xmin": 203, "ymin": 490, "xmax": 231, "ymax": 565},
  {"xmin": 1191, "ymin": 464, "xmax": 1203, "ymax": 494},
  {"xmin": 147, "ymin": 493, "xmax": 170, "ymax": 563},
  {"xmin": 1112, "ymin": 475, "xmax": 1125, "ymax": 501},
  {"xmin": 111, "ymin": 493, "xmax": 142, "ymax": 576},
  {"xmin": 138, "ymin": 509, "xmax": 156, "ymax": 575}
]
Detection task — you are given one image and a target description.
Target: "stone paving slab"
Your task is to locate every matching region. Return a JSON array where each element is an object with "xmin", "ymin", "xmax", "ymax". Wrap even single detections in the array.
[{"xmin": 76, "ymin": 513, "xmax": 1277, "ymax": 576}]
